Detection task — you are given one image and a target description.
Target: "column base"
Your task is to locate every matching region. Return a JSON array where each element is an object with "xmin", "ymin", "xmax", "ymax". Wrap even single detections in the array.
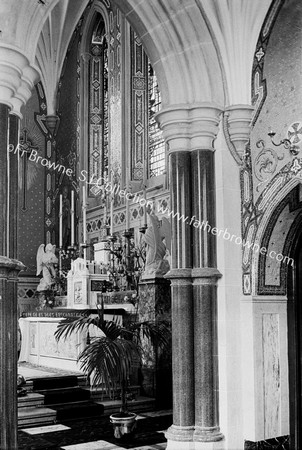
[
  {"xmin": 193, "ymin": 426, "xmax": 224, "ymax": 442},
  {"xmin": 166, "ymin": 439, "xmax": 195, "ymax": 450},
  {"xmin": 166, "ymin": 427, "xmax": 225, "ymax": 450},
  {"xmin": 194, "ymin": 440, "xmax": 225, "ymax": 450},
  {"xmin": 165, "ymin": 425, "xmax": 194, "ymax": 442}
]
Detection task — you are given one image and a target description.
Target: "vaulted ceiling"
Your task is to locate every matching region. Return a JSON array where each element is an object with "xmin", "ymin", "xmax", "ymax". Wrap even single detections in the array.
[{"xmin": 0, "ymin": 0, "xmax": 273, "ymax": 113}]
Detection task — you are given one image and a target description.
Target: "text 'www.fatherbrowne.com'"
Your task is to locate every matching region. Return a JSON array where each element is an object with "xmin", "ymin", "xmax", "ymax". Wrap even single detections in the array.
[{"xmin": 157, "ymin": 203, "xmax": 294, "ymax": 267}]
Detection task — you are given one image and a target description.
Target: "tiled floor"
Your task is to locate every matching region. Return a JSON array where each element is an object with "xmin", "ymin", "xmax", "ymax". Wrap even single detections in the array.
[{"xmin": 18, "ymin": 410, "xmax": 171, "ymax": 449}]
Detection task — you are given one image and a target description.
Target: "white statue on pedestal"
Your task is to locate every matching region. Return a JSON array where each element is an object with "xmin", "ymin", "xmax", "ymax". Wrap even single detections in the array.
[
  {"xmin": 36, "ymin": 244, "xmax": 58, "ymax": 291},
  {"xmin": 142, "ymin": 214, "xmax": 171, "ymax": 279}
]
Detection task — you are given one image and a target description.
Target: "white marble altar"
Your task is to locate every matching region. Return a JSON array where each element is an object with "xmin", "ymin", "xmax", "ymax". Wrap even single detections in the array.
[{"xmin": 19, "ymin": 317, "xmax": 84, "ymax": 371}]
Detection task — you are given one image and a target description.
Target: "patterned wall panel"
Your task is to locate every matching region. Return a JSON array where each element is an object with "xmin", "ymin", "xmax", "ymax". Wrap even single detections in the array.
[
  {"xmin": 18, "ymin": 84, "xmax": 48, "ymax": 276},
  {"xmin": 244, "ymin": 0, "xmax": 302, "ymax": 295},
  {"xmin": 251, "ymin": 0, "xmax": 283, "ymax": 126},
  {"xmin": 130, "ymin": 30, "xmax": 148, "ymax": 181},
  {"xmin": 88, "ymin": 17, "xmax": 109, "ymax": 194},
  {"xmin": 109, "ymin": 6, "xmax": 123, "ymax": 196},
  {"xmin": 262, "ymin": 313, "xmax": 281, "ymax": 438}
]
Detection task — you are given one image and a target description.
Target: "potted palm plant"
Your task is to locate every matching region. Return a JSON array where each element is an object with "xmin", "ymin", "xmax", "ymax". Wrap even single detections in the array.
[{"xmin": 54, "ymin": 304, "xmax": 170, "ymax": 439}]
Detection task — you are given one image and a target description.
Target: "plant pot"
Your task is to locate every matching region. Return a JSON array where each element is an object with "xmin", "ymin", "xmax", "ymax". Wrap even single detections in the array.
[{"xmin": 110, "ymin": 412, "xmax": 137, "ymax": 438}]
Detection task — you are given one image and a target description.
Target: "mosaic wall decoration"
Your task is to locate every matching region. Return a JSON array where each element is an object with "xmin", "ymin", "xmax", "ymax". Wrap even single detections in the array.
[
  {"xmin": 251, "ymin": 0, "xmax": 283, "ymax": 125},
  {"xmin": 85, "ymin": 192, "xmax": 170, "ymax": 244},
  {"xmin": 241, "ymin": 143, "xmax": 302, "ymax": 295},
  {"xmin": 258, "ymin": 186, "xmax": 302, "ymax": 295},
  {"xmin": 245, "ymin": 0, "xmax": 302, "ymax": 295},
  {"xmin": 131, "ymin": 30, "xmax": 148, "ymax": 181},
  {"xmin": 35, "ymin": 82, "xmax": 57, "ymax": 246},
  {"xmin": 241, "ymin": 143, "xmax": 256, "ymax": 294},
  {"xmin": 109, "ymin": 6, "xmax": 122, "ymax": 194},
  {"xmin": 88, "ymin": 16, "xmax": 109, "ymax": 194}
]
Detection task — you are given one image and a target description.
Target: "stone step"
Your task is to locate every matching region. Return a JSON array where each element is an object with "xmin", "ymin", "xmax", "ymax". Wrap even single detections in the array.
[
  {"xmin": 36, "ymin": 386, "xmax": 91, "ymax": 405},
  {"xmin": 18, "ymin": 406, "xmax": 57, "ymax": 428},
  {"xmin": 32, "ymin": 375, "xmax": 79, "ymax": 391},
  {"xmin": 99, "ymin": 396, "xmax": 156, "ymax": 416},
  {"xmin": 48, "ymin": 400, "xmax": 104, "ymax": 421},
  {"xmin": 18, "ymin": 392, "xmax": 44, "ymax": 409},
  {"xmin": 86, "ymin": 384, "xmax": 141, "ymax": 402}
]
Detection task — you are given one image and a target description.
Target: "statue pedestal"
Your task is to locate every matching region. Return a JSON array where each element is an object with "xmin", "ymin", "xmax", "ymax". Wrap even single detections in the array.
[{"xmin": 138, "ymin": 277, "xmax": 172, "ymax": 408}]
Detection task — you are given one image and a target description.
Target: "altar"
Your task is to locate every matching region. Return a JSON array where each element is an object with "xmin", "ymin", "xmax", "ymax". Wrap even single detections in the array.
[
  {"xmin": 19, "ymin": 314, "xmax": 82, "ymax": 372},
  {"xmin": 19, "ymin": 308, "xmax": 129, "ymax": 372}
]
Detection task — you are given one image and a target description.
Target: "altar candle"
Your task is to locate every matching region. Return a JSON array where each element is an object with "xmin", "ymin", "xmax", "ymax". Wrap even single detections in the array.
[
  {"xmin": 143, "ymin": 186, "xmax": 147, "ymax": 225},
  {"xmin": 82, "ymin": 185, "xmax": 87, "ymax": 244},
  {"xmin": 71, "ymin": 190, "xmax": 75, "ymax": 246},
  {"xmin": 59, "ymin": 194, "xmax": 63, "ymax": 247},
  {"xmin": 110, "ymin": 194, "xmax": 114, "ymax": 235},
  {"xmin": 125, "ymin": 195, "xmax": 129, "ymax": 230}
]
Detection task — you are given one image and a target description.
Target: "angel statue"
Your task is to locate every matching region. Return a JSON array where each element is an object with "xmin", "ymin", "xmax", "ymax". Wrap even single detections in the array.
[
  {"xmin": 36, "ymin": 243, "xmax": 58, "ymax": 292},
  {"xmin": 142, "ymin": 214, "xmax": 171, "ymax": 279}
]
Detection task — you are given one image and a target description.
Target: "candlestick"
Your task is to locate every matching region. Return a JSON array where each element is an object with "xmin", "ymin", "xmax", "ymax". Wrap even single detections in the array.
[
  {"xmin": 110, "ymin": 194, "xmax": 114, "ymax": 235},
  {"xmin": 59, "ymin": 194, "xmax": 63, "ymax": 248},
  {"xmin": 125, "ymin": 194, "xmax": 129, "ymax": 230},
  {"xmin": 143, "ymin": 186, "xmax": 147, "ymax": 226},
  {"xmin": 82, "ymin": 185, "xmax": 87, "ymax": 261},
  {"xmin": 71, "ymin": 190, "xmax": 75, "ymax": 246}
]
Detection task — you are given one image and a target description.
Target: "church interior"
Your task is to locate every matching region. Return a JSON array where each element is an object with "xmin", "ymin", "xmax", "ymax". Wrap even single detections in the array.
[{"xmin": 0, "ymin": 0, "xmax": 302, "ymax": 449}]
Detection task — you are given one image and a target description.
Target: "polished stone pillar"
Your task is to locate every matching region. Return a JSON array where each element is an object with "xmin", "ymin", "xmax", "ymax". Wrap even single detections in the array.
[
  {"xmin": 168, "ymin": 150, "xmax": 194, "ymax": 430},
  {"xmin": 0, "ymin": 46, "xmax": 39, "ymax": 450},
  {"xmin": 189, "ymin": 105, "xmax": 224, "ymax": 444},
  {"xmin": 0, "ymin": 104, "xmax": 9, "ymax": 256},
  {"xmin": 0, "ymin": 257, "xmax": 25, "ymax": 449},
  {"xmin": 157, "ymin": 104, "xmax": 224, "ymax": 449},
  {"xmin": 156, "ymin": 108, "xmax": 195, "ymax": 443},
  {"xmin": 0, "ymin": 103, "xmax": 25, "ymax": 449},
  {"xmin": 8, "ymin": 113, "xmax": 20, "ymax": 259},
  {"xmin": 191, "ymin": 148, "xmax": 223, "ymax": 443},
  {"xmin": 166, "ymin": 150, "xmax": 194, "ymax": 442}
]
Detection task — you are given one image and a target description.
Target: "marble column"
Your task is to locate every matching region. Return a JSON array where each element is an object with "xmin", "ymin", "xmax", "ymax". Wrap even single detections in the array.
[
  {"xmin": 191, "ymin": 148, "xmax": 223, "ymax": 443},
  {"xmin": 0, "ymin": 46, "xmax": 39, "ymax": 449},
  {"xmin": 0, "ymin": 103, "xmax": 25, "ymax": 449},
  {"xmin": 157, "ymin": 107, "xmax": 195, "ymax": 444},
  {"xmin": 157, "ymin": 104, "xmax": 224, "ymax": 449},
  {"xmin": 0, "ymin": 104, "xmax": 9, "ymax": 256},
  {"xmin": 186, "ymin": 105, "xmax": 224, "ymax": 444},
  {"xmin": 8, "ymin": 113, "xmax": 20, "ymax": 259},
  {"xmin": 0, "ymin": 257, "xmax": 25, "ymax": 449}
]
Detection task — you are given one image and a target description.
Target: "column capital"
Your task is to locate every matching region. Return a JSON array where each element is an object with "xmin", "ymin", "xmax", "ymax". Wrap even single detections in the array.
[
  {"xmin": 0, "ymin": 46, "xmax": 40, "ymax": 117},
  {"xmin": 156, "ymin": 103, "xmax": 223, "ymax": 153},
  {"xmin": 0, "ymin": 256, "xmax": 26, "ymax": 273},
  {"xmin": 224, "ymin": 104, "xmax": 254, "ymax": 158}
]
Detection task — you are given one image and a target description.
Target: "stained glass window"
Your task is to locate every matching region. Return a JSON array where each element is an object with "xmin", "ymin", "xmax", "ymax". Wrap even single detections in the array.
[{"xmin": 148, "ymin": 63, "xmax": 165, "ymax": 177}]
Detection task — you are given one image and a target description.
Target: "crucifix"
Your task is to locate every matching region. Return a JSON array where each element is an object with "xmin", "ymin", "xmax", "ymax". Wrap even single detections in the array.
[{"xmin": 19, "ymin": 128, "xmax": 39, "ymax": 211}]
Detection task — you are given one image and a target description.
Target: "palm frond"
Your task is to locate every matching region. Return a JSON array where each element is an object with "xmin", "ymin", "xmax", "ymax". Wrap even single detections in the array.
[
  {"xmin": 127, "ymin": 320, "xmax": 171, "ymax": 351},
  {"xmin": 55, "ymin": 313, "xmax": 100, "ymax": 341},
  {"xmin": 78, "ymin": 336, "xmax": 140, "ymax": 394},
  {"xmin": 55, "ymin": 312, "xmax": 125, "ymax": 342}
]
